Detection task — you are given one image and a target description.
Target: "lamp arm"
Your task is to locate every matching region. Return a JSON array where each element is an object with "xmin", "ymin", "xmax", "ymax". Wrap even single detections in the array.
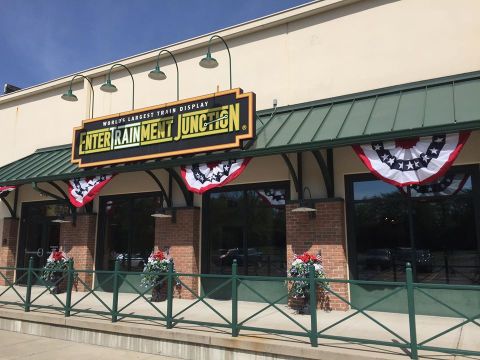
[
  {"xmin": 155, "ymin": 49, "xmax": 180, "ymax": 100},
  {"xmin": 68, "ymin": 74, "xmax": 95, "ymax": 118},
  {"xmin": 207, "ymin": 35, "xmax": 232, "ymax": 89},
  {"xmin": 108, "ymin": 63, "xmax": 135, "ymax": 110},
  {"xmin": 303, "ymin": 186, "xmax": 313, "ymax": 200}
]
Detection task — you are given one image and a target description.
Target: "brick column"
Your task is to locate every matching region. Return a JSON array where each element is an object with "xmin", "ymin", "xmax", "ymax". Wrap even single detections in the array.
[
  {"xmin": 286, "ymin": 199, "xmax": 349, "ymax": 311},
  {"xmin": 155, "ymin": 208, "xmax": 200, "ymax": 299},
  {"xmin": 59, "ymin": 214, "xmax": 97, "ymax": 291},
  {"xmin": 0, "ymin": 218, "xmax": 19, "ymax": 286}
]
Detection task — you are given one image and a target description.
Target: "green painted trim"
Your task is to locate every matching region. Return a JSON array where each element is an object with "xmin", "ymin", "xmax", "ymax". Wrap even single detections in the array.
[
  {"xmin": 257, "ymin": 70, "xmax": 480, "ymax": 116},
  {"xmin": 2, "ymin": 72, "xmax": 480, "ymax": 186},
  {"xmin": 2, "ymin": 116, "xmax": 478, "ymax": 187}
]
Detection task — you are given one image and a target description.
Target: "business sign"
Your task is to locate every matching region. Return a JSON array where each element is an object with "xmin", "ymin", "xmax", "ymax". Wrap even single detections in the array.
[{"xmin": 71, "ymin": 88, "xmax": 255, "ymax": 167}]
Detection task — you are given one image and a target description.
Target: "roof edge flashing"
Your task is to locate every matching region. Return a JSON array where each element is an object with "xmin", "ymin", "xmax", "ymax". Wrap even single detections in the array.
[
  {"xmin": 257, "ymin": 70, "xmax": 480, "ymax": 116},
  {"xmin": 35, "ymin": 144, "xmax": 72, "ymax": 153}
]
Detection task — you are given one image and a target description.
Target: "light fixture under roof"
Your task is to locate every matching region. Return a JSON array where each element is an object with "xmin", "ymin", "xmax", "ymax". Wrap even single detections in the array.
[
  {"xmin": 291, "ymin": 187, "xmax": 317, "ymax": 217},
  {"xmin": 51, "ymin": 215, "xmax": 71, "ymax": 223},
  {"xmin": 291, "ymin": 205, "xmax": 317, "ymax": 212},
  {"xmin": 151, "ymin": 210, "xmax": 172, "ymax": 218},
  {"xmin": 151, "ymin": 204, "xmax": 176, "ymax": 222}
]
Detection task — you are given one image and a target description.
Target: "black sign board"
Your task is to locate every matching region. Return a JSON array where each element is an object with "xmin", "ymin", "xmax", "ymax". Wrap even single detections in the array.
[{"xmin": 72, "ymin": 88, "xmax": 255, "ymax": 167}]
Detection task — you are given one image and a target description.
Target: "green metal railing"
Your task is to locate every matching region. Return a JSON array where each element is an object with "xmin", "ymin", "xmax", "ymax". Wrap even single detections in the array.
[{"xmin": 0, "ymin": 259, "xmax": 478, "ymax": 359}]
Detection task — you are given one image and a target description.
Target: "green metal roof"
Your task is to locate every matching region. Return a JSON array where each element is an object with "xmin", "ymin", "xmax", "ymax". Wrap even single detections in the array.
[{"xmin": 1, "ymin": 71, "xmax": 480, "ymax": 186}]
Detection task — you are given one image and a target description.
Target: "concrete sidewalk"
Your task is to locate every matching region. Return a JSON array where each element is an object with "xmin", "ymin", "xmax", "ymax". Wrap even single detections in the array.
[
  {"xmin": 0, "ymin": 329, "xmax": 178, "ymax": 359},
  {"xmin": 0, "ymin": 285, "xmax": 478, "ymax": 359}
]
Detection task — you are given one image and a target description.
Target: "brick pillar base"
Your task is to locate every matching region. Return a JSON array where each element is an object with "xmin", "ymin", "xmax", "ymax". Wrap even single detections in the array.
[
  {"xmin": 286, "ymin": 199, "xmax": 349, "ymax": 311},
  {"xmin": 60, "ymin": 214, "xmax": 96, "ymax": 292},
  {"xmin": 0, "ymin": 218, "xmax": 19, "ymax": 286},
  {"xmin": 155, "ymin": 208, "xmax": 200, "ymax": 299}
]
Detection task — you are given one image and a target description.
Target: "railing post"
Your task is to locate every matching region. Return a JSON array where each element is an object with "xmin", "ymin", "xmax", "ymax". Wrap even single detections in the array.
[
  {"xmin": 166, "ymin": 261, "xmax": 174, "ymax": 329},
  {"xmin": 231, "ymin": 259, "xmax": 238, "ymax": 337},
  {"xmin": 309, "ymin": 264, "xmax": 318, "ymax": 347},
  {"xmin": 24, "ymin": 257, "xmax": 34, "ymax": 312},
  {"xmin": 65, "ymin": 259, "xmax": 74, "ymax": 317},
  {"xmin": 111, "ymin": 260, "xmax": 120, "ymax": 322},
  {"xmin": 406, "ymin": 263, "xmax": 418, "ymax": 359}
]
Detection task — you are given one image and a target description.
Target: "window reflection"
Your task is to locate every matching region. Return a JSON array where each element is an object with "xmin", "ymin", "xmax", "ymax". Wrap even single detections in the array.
[
  {"xmin": 98, "ymin": 194, "xmax": 158, "ymax": 272},
  {"xmin": 402, "ymin": 173, "xmax": 472, "ymax": 198},
  {"xmin": 205, "ymin": 186, "xmax": 287, "ymax": 277},
  {"xmin": 353, "ymin": 180, "xmax": 401, "ymax": 200},
  {"xmin": 349, "ymin": 168, "xmax": 479, "ymax": 285}
]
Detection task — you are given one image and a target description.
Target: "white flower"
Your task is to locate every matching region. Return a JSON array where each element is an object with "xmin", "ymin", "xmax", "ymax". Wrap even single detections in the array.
[
  {"xmin": 314, "ymin": 263, "xmax": 323, "ymax": 271},
  {"xmin": 292, "ymin": 259, "xmax": 303, "ymax": 266}
]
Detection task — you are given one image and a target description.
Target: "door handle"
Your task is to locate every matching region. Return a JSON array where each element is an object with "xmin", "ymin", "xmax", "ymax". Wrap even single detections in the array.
[{"xmin": 24, "ymin": 248, "xmax": 44, "ymax": 257}]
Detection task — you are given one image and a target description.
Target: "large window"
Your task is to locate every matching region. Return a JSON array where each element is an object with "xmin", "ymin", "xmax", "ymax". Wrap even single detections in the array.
[
  {"xmin": 202, "ymin": 183, "xmax": 288, "ymax": 277},
  {"xmin": 346, "ymin": 166, "xmax": 480, "ymax": 285},
  {"xmin": 96, "ymin": 192, "xmax": 160, "ymax": 272}
]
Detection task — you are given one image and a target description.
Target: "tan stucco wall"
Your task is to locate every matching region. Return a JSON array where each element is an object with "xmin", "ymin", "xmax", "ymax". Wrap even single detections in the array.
[{"xmin": 0, "ymin": 0, "xmax": 479, "ymax": 167}]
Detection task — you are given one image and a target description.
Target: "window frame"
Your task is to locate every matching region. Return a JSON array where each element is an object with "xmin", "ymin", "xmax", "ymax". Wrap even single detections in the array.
[
  {"xmin": 345, "ymin": 164, "xmax": 480, "ymax": 282},
  {"xmin": 95, "ymin": 191, "xmax": 163, "ymax": 272},
  {"xmin": 201, "ymin": 181, "xmax": 290, "ymax": 275}
]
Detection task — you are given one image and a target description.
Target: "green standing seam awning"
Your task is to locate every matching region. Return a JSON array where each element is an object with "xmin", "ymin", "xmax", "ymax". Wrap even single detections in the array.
[{"xmin": 1, "ymin": 71, "xmax": 480, "ymax": 186}]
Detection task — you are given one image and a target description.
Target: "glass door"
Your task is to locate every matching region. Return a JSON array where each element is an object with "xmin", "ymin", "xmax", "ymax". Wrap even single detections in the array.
[
  {"xmin": 96, "ymin": 192, "xmax": 158, "ymax": 292},
  {"xmin": 17, "ymin": 202, "xmax": 65, "ymax": 284},
  {"xmin": 202, "ymin": 183, "xmax": 288, "ymax": 302}
]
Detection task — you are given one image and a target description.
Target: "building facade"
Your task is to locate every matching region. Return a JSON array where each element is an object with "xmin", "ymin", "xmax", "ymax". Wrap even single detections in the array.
[{"xmin": 0, "ymin": 0, "xmax": 479, "ymax": 314}]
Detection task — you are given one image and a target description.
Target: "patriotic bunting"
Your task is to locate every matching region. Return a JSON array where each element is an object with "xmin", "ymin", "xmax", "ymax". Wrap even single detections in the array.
[
  {"xmin": 181, "ymin": 158, "xmax": 250, "ymax": 194},
  {"xmin": 0, "ymin": 186, "xmax": 15, "ymax": 198},
  {"xmin": 68, "ymin": 175, "xmax": 113, "ymax": 208},
  {"xmin": 353, "ymin": 132, "xmax": 469, "ymax": 186},
  {"xmin": 256, "ymin": 189, "xmax": 286, "ymax": 206},
  {"xmin": 401, "ymin": 173, "xmax": 469, "ymax": 197}
]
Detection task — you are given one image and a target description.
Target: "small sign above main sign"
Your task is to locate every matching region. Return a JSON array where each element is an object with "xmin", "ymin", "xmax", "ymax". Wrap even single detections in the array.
[{"xmin": 71, "ymin": 88, "xmax": 255, "ymax": 167}]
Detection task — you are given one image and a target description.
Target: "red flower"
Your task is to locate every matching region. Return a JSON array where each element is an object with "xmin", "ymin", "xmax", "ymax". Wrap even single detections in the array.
[
  {"xmin": 296, "ymin": 252, "xmax": 318, "ymax": 264},
  {"xmin": 51, "ymin": 251, "xmax": 64, "ymax": 262},
  {"xmin": 152, "ymin": 251, "xmax": 165, "ymax": 261}
]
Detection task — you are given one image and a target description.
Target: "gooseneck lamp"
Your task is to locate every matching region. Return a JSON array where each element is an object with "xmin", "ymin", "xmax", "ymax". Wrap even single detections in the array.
[
  {"xmin": 199, "ymin": 35, "xmax": 232, "ymax": 89},
  {"xmin": 292, "ymin": 187, "xmax": 317, "ymax": 217},
  {"xmin": 151, "ymin": 194, "xmax": 176, "ymax": 223},
  {"xmin": 61, "ymin": 74, "xmax": 95, "ymax": 118},
  {"xmin": 148, "ymin": 48, "xmax": 180, "ymax": 101},
  {"xmin": 100, "ymin": 63, "xmax": 135, "ymax": 110}
]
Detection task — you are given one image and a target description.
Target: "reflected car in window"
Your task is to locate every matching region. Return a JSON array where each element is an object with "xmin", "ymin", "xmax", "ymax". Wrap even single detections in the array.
[
  {"xmin": 115, "ymin": 252, "xmax": 148, "ymax": 271},
  {"xmin": 214, "ymin": 248, "xmax": 263, "ymax": 267},
  {"xmin": 393, "ymin": 247, "xmax": 433, "ymax": 272},
  {"xmin": 364, "ymin": 248, "xmax": 392, "ymax": 270}
]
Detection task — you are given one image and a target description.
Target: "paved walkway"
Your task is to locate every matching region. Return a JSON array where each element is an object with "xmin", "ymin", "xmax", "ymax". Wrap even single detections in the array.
[
  {"xmin": 0, "ymin": 329, "xmax": 178, "ymax": 359},
  {"xmin": 0, "ymin": 285, "xmax": 478, "ymax": 359}
]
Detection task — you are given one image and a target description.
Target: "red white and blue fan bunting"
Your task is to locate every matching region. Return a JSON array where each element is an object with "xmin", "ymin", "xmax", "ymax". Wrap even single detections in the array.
[
  {"xmin": 0, "ymin": 186, "xmax": 15, "ymax": 198},
  {"xmin": 68, "ymin": 175, "xmax": 113, "ymax": 208},
  {"xmin": 181, "ymin": 158, "xmax": 251, "ymax": 194},
  {"xmin": 401, "ymin": 173, "xmax": 469, "ymax": 197},
  {"xmin": 256, "ymin": 189, "xmax": 286, "ymax": 206},
  {"xmin": 353, "ymin": 132, "xmax": 470, "ymax": 186}
]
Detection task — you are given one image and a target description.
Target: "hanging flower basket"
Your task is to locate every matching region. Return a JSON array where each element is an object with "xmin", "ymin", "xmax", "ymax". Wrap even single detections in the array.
[
  {"xmin": 287, "ymin": 252, "xmax": 328, "ymax": 313},
  {"xmin": 141, "ymin": 250, "xmax": 179, "ymax": 302},
  {"xmin": 42, "ymin": 250, "xmax": 70, "ymax": 294}
]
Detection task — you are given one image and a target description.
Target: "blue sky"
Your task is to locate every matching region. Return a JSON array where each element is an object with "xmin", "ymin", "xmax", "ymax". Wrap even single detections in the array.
[{"xmin": 0, "ymin": 0, "xmax": 311, "ymax": 89}]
